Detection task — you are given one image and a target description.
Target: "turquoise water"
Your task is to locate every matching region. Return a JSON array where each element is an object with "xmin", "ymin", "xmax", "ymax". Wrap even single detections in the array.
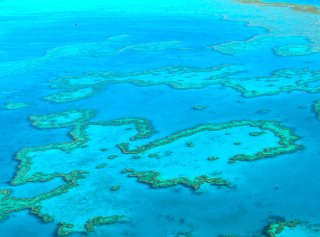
[{"xmin": 1, "ymin": 0, "xmax": 320, "ymax": 236}]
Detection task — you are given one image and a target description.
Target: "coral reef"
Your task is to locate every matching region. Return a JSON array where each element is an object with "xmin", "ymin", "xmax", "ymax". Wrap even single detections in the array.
[
  {"xmin": 0, "ymin": 109, "xmax": 304, "ymax": 235},
  {"xmin": 2, "ymin": 102, "xmax": 30, "ymax": 110},
  {"xmin": 313, "ymin": 100, "xmax": 320, "ymax": 119},
  {"xmin": 44, "ymin": 64, "xmax": 244, "ymax": 103},
  {"xmin": 117, "ymin": 120, "xmax": 303, "ymax": 163},
  {"xmin": 44, "ymin": 66, "xmax": 320, "ymax": 105},
  {"xmin": 125, "ymin": 170, "xmax": 230, "ymax": 190},
  {"xmin": 265, "ymin": 219, "xmax": 300, "ymax": 237},
  {"xmin": 211, "ymin": 0, "xmax": 320, "ymax": 57},
  {"xmin": 192, "ymin": 105, "xmax": 208, "ymax": 111},
  {"xmin": 84, "ymin": 215, "xmax": 125, "ymax": 232}
]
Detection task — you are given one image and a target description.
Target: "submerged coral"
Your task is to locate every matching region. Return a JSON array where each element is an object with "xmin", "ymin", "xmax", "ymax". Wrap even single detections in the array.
[{"xmin": 0, "ymin": 109, "xmax": 304, "ymax": 235}]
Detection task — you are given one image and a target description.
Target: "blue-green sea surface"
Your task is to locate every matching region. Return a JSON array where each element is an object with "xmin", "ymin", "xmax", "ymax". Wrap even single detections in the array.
[{"xmin": 1, "ymin": 0, "xmax": 320, "ymax": 237}]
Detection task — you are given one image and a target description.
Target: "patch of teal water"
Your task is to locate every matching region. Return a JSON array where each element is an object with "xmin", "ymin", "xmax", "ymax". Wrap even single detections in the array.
[
  {"xmin": 9, "ymin": 178, "xmax": 64, "ymax": 198},
  {"xmin": 1, "ymin": 1, "xmax": 320, "ymax": 237},
  {"xmin": 0, "ymin": 210, "xmax": 56, "ymax": 237},
  {"xmin": 0, "ymin": 13, "xmax": 264, "ymax": 68}
]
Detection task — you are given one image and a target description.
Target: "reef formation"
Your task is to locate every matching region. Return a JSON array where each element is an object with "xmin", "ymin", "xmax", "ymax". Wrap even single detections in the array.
[
  {"xmin": 211, "ymin": 0, "xmax": 320, "ymax": 56},
  {"xmin": 0, "ymin": 109, "xmax": 304, "ymax": 235},
  {"xmin": 2, "ymin": 102, "xmax": 30, "ymax": 110},
  {"xmin": 264, "ymin": 218, "xmax": 320, "ymax": 237},
  {"xmin": 44, "ymin": 66, "xmax": 320, "ymax": 103}
]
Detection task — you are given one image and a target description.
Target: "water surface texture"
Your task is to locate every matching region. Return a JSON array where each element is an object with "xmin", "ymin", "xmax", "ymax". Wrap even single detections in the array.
[{"xmin": 1, "ymin": 0, "xmax": 320, "ymax": 236}]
